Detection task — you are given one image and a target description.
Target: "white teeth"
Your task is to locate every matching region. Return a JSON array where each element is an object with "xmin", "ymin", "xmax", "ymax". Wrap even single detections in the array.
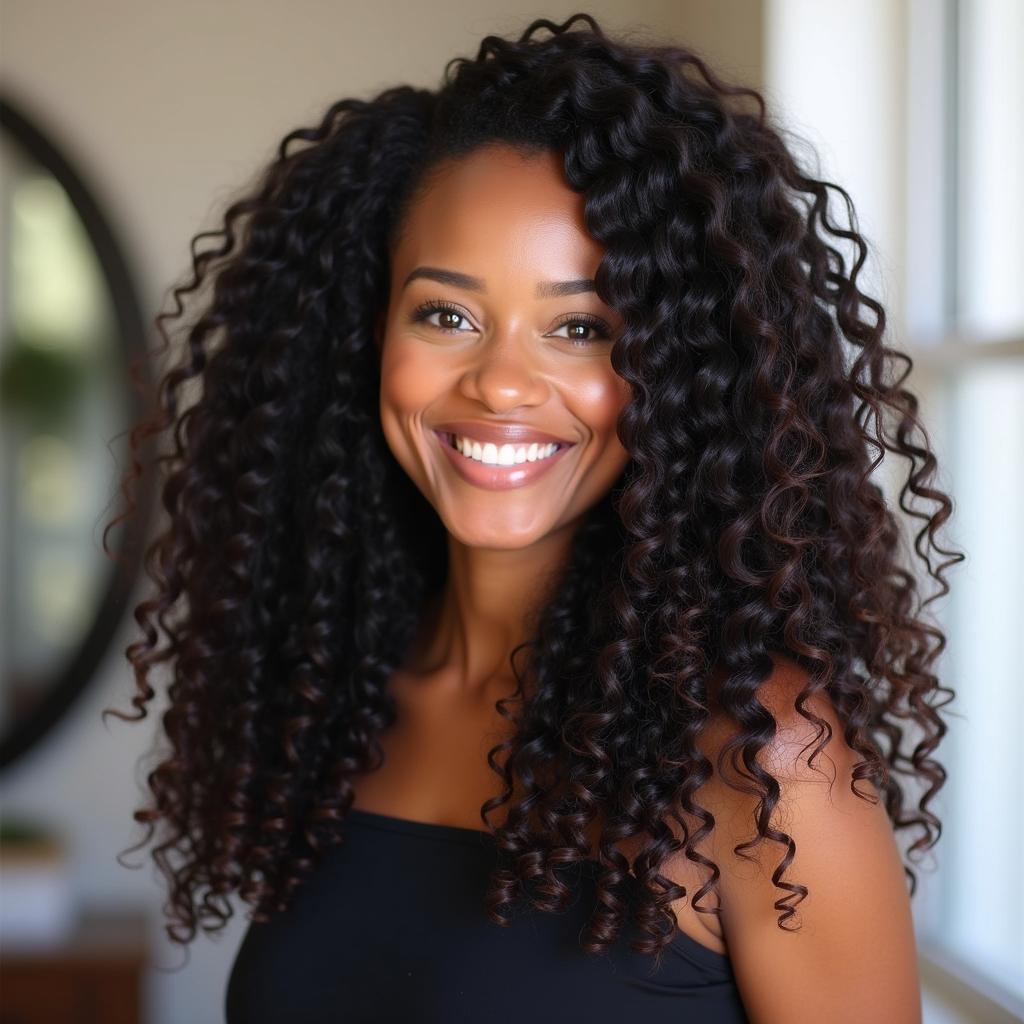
[{"xmin": 450, "ymin": 434, "xmax": 561, "ymax": 465}]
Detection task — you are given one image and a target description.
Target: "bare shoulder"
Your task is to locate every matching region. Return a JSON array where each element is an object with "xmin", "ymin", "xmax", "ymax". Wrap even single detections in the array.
[{"xmin": 682, "ymin": 654, "xmax": 922, "ymax": 1024}]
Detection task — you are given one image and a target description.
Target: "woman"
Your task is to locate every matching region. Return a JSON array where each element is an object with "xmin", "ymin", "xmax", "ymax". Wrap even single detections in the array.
[{"xmin": 105, "ymin": 13, "xmax": 957, "ymax": 1022}]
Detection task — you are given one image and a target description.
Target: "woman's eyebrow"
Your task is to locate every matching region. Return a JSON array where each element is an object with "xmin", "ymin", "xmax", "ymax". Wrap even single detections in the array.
[{"xmin": 402, "ymin": 265, "xmax": 597, "ymax": 298}]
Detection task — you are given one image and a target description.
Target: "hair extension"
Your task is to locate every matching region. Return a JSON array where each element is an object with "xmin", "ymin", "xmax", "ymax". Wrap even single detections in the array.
[{"xmin": 102, "ymin": 11, "xmax": 962, "ymax": 974}]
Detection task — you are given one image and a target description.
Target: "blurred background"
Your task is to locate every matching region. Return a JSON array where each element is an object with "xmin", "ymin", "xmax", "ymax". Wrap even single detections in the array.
[{"xmin": 0, "ymin": 1, "xmax": 1020, "ymax": 1022}]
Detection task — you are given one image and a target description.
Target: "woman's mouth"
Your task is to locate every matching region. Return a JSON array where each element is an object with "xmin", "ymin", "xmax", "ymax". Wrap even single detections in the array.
[{"xmin": 432, "ymin": 430, "xmax": 575, "ymax": 491}]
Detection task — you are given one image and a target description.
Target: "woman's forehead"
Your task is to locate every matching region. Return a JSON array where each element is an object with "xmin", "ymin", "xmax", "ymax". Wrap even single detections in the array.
[{"xmin": 390, "ymin": 145, "xmax": 602, "ymax": 289}]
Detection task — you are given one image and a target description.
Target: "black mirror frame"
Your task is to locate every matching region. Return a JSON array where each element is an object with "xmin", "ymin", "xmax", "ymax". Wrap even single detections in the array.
[{"xmin": 0, "ymin": 94, "xmax": 157, "ymax": 770}]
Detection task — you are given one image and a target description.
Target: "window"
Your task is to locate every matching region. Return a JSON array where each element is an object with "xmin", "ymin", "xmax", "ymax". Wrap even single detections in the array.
[
  {"xmin": 904, "ymin": 0, "xmax": 1024, "ymax": 1017},
  {"xmin": 764, "ymin": 1, "xmax": 1022, "ymax": 1017}
]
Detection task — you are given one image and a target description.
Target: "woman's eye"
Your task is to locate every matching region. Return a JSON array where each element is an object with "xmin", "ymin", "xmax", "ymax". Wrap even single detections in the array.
[
  {"xmin": 548, "ymin": 318, "xmax": 612, "ymax": 347},
  {"xmin": 410, "ymin": 301, "xmax": 475, "ymax": 334}
]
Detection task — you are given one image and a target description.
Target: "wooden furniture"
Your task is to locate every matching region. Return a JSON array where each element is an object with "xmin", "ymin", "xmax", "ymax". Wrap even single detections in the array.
[{"xmin": 0, "ymin": 907, "xmax": 149, "ymax": 1024}]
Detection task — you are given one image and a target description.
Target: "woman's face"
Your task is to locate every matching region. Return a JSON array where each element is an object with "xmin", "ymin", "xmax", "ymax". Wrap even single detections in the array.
[{"xmin": 376, "ymin": 143, "xmax": 632, "ymax": 551}]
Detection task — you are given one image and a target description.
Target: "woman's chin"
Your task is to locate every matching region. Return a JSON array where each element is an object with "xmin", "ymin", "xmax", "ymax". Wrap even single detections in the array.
[{"xmin": 431, "ymin": 502, "xmax": 563, "ymax": 550}]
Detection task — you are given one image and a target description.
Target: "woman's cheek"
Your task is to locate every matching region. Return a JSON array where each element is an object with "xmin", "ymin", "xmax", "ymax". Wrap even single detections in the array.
[{"xmin": 572, "ymin": 367, "xmax": 632, "ymax": 438}]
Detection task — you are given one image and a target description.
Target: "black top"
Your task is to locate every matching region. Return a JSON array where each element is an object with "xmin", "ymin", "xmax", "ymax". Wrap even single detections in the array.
[{"xmin": 225, "ymin": 807, "xmax": 750, "ymax": 1023}]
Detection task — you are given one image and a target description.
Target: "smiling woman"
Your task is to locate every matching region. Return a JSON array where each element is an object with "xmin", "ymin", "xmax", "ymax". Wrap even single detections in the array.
[
  {"xmin": 101, "ymin": 11, "xmax": 960, "ymax": 1024},
  {"xmin": 376, "ymin": 145, "xmax": 632, "ymax": 541}
]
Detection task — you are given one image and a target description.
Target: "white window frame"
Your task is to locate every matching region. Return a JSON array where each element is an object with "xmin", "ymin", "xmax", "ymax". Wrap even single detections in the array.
[{"xmin": 904, "ymin": 1, "xmax": 1024, "ymax": 1020}]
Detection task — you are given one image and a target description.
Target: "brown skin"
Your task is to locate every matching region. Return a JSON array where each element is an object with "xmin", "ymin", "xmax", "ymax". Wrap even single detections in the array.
[
  {"xmin": 692, "ymin": 662, "xmax": 923, "ymax": 1021},
  {"xmin": 374, "ymin": 143, "xmax": 632, "ymax": 694},
  {"xmin": 360, "ymin": 142, "xmax": 921, "ymax": 1022}
]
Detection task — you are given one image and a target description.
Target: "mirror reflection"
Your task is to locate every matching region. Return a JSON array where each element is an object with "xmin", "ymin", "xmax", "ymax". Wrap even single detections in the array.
[{"xmin": 0, "ymin": 112, "xmax": 138, "ymax": 761}]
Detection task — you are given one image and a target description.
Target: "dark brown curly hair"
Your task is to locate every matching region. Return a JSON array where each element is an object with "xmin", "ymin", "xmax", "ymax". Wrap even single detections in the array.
[{"xmin": 103, "ymin": 11, "xmax": 962, "ymax": 974}]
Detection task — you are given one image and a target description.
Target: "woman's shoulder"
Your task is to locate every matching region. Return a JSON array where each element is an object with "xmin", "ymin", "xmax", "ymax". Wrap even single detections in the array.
[
  {"xmin": 678, "ymin": 654, "xmax": 921, "ymax": 1022},
  {"xmin": 699, "ymin": 652, "xmax": 855, "ymax": 782}
]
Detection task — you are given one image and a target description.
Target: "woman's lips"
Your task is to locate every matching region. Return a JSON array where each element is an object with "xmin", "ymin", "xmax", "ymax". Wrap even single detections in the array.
[{"xmin": 432, "ymin": 430, "xmax": 575, "ymax": 491}]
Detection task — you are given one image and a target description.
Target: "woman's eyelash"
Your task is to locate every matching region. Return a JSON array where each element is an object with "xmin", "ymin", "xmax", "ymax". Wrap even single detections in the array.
[
  {"xmin": 409, "ymin": 300, "xmax": 612, "ymax": 344},
  {"xmin": 409, "ymin": 299, "xmax": 468, "ymax": 330},
  {"xmin": 552, "ymin": 313, "xmax": 612, "ymax": 342}
]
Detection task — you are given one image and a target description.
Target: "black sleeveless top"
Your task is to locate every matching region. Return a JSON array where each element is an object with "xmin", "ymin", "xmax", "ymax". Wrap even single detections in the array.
[{"xmin": 225, "ymin": 807, "xmax": 750, "ymax": 1023}]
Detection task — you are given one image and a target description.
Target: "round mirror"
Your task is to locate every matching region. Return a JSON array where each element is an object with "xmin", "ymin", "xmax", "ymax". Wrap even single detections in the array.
[{"xmin": 0, "ymin": 96, "xmax": 156, "ymax": 769}]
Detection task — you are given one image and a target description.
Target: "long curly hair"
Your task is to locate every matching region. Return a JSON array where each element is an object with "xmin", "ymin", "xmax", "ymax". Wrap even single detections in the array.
[{"xmin": 104, "ymin": 11, "xmax": 962, "ymax": 971}]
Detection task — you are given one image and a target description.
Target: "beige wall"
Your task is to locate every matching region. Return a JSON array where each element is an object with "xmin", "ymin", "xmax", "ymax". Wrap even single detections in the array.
[
  {"xmin": 0, "ymin": 4, "xmax": 763, "ymax": 1022},
  {"xmin": 1, "ymin": 0, "xmax": 762, "ymax": 329}
]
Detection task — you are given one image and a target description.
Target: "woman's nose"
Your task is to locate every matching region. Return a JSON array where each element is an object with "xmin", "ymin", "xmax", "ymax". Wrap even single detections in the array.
[{"xmin": 457, "ymin": 330, "xmax": 550, "ymax": 410}]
